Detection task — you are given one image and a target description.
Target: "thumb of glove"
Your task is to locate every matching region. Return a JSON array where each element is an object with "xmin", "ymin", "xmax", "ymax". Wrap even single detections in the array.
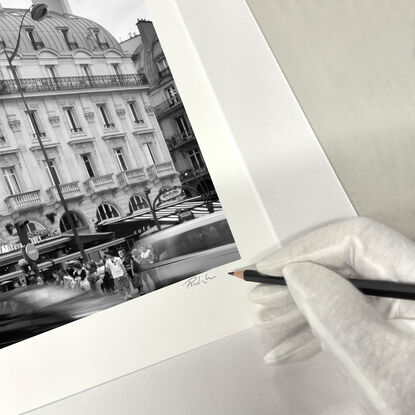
[{"xmin": 282, "ymin": 262, "xmax": 415, "ymax": 415}]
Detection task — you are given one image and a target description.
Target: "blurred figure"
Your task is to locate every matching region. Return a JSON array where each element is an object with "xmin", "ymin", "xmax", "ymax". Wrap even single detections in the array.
[
  {"xmin": 72, "ymin": 262, "xmax": 91, "ymax": 293},
  {"xmin": 130, "ymin": 249, "xmax": 144, "ymax": 295},
  {"xmin": 98, "ymin": 258, "xmax": 114, "ymax": 295},
  {"xmin": 136, "ymin": 245, "xmax": 156, "ymax": 293},
  {"xmin": 86, "ymin": 261, "xmax": 104, "ymax": 295}
]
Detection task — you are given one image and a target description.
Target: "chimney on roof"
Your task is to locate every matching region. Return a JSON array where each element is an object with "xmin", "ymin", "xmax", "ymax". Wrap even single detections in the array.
[
  {"xmin": 136, "ymin": 19, "xmax": 156, "ymax": 52},
  {"xmin": 32, "ymin": 0, "xmax": 72, "ymax": 15}
]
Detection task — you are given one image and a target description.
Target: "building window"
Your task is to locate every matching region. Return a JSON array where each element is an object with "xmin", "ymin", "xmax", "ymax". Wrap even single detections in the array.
[
  {"xmin": 6, "ymin": 66, "xmax": 18, "ymax": 80},
  {"xmin": 92, "ymin": 29, "xmax": 109, "ymax": 50},
  {"xmin": 26, "ymin": 110, "xmax": 46, "ymax": 138},
  {"xmin": 3, "ymin": 167, "xmax": 21, "ymax": 195},
  {"xmin": 165, "ymin": 85, "xmax": 179, "ymax": 105},
  {"xmin": 60, "ymin": 211, "xmax": 86, "ymax": 233},
  {"xmin": 128, "ymin": 101, "xmax": 143, "ymax": 124},
  {"xmin": 96, "ymin": 203, "xmax": 120, "ymax": 222},
  {"xmin": 64, "ymin": 107, "xmax": 83, "ymax": 133},
  {"xmin": 46, "ymin": 65, "xmax": 58, "ymax": 80},
  {"xmin": 175, "ymin": 115, "xmax": 191, "ymax": 138},
  {"xmin": 156, "ymin": 57, "xmax": 169, "ymax": 74},
  {"xmin": 97, "ymin": 104, "xmax": 114, "ymax": 128},
  {"xmin": 0, "ymin": 128, "xmax": 7, "ymax": 145},
  {"xmin": 60, "ymin": 28, "xmax": 78, "ymax": 50},
  {"xmin": 114, "ymin": 148, "xmax": 128, "ymax": 171},
  {"xmin": 129, "ymin": 195, "xmax": 148, "ymax": 213},
  {"xmin": 43, "ymin": 159, "xmax": 60, "ymax": 185},
  {"xmin": 142, "ymin": 142, "xmax": 157, "ymax": 165},
  {"xmin": 188, "ymin": 149, "xmax": 205, "ymax": 170},
  {"xmin": 81, "ymin": 154, "xmax": 95, "ymax": 178},
  {"xmin": 112, "ymin": 64, "xmax": 121, "ymax": 76},
  {"xmin": 80, "ymin": 64, "xmax": 91, "ymax": 77},
  {"xmin": 25, "ymin": 28, "xmax": 44, "ymax": 50}
]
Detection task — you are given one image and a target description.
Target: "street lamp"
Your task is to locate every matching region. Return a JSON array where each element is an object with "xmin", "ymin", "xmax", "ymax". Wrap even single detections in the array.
[{"xmin": 3, "ymin": 4, "xmax": 87, "ymax": 261}]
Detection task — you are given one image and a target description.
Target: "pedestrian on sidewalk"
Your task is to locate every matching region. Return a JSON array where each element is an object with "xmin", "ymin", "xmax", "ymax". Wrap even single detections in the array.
[{"xmin": 104, "ymin": 251, "xmax": 132, "ymax": 300}]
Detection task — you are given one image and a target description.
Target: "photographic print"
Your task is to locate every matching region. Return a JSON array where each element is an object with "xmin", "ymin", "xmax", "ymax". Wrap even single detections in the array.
[{"xmin": 0, "ymin": 0, "xmax": 240, "ymax": 349}]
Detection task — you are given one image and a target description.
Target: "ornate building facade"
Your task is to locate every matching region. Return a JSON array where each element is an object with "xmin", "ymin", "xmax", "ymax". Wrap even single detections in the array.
[
  {"xmin": 0, "ymin": 1, "xmax": 180, "ymax": 251},
  {"xmin": 121, "ymin": 20, "xmax": 216, "ymax": 199}
]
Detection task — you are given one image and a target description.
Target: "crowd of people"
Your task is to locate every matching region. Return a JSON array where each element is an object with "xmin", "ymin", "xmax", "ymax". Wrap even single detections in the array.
[{"xmin": 14, "ymin": 245, "xmax": 158, "ymax": 301}]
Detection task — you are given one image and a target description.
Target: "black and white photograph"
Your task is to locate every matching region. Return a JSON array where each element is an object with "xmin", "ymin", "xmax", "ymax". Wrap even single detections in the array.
[{"xmin": 0, "ymin": 0, "xmax": 239, "ymax": 349}]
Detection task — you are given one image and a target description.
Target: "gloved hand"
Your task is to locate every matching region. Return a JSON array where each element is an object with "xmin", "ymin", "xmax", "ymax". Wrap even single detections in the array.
[{"xmin": 250, "ymin": 217, "xmax": 415, "ymax": 415}]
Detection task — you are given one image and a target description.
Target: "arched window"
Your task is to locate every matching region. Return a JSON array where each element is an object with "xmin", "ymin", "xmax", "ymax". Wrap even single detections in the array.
[
  {"xmin": 60, "ymin": 211, "xmax": 87, "ymax": 233},
  {"xmin": 129, "ymin": 195, "xmax": 148, "ymax": 213},
  {"xmin": 96, "ymin": 203, "xmax": 120, "ymax": 222},
  {"xmin": 25, "ymin": 221, "xmax": 46, "ymax": 234}
]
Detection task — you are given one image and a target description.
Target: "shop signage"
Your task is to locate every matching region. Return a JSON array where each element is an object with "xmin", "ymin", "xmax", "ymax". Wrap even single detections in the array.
[
  {"xmin": 160, "ymin": 187, "xmax": 182, "ymax": 202},
  {"xmin": 25, "ymin": 243, "xmax": 39, "ymax": 261},
  {"xmin": 0, "ymin": 235, "xmax": 44, "ymax": 255},
  {"xmin": 177, "ymin": 209, "xmax": 195, "ymax": 223}
]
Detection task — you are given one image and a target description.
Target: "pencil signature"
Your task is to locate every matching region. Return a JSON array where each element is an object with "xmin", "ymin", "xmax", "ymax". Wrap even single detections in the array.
[{"xmin": 182, "ymin": 274, "xmax": 216, "ymax": 288}]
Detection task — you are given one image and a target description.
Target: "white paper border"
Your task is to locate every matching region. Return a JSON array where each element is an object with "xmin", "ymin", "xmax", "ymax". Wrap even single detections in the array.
[{"xmin": 0, "ymin": 1, "xmax": 354, "ymax": 414}]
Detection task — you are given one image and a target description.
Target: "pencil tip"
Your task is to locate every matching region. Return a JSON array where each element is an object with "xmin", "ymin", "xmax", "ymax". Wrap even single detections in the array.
[{"xmin": 228, "ymin": 272, "xmax": 235, "ymax": 276}]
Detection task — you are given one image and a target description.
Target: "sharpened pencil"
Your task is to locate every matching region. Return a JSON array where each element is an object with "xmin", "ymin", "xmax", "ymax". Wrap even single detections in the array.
[{"xmin": 228, "ymin": 270, "xmax": 415, "ymax": 301}]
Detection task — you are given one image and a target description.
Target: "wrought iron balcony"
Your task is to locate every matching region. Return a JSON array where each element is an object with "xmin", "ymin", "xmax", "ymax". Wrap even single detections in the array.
[
  {"xmin": 47, "ymin": 181, "xmax": 83, "ymax": 202},
  {"xmin": 154, "ymin": 95, "xmax": 182, "ymax": 117},
  {"xmin": 166, "ymin": 132, "xmax": 195, "ymax": 150},
  {"xmin": 5, "ymin": 190, "xmax": 44, "ymax": 212},
  {"xmin": 117, "ymin": 168, "xmax": 148, "ymax": 186},
  {"xmin": 180, "ymin": 167, "xmax": 209, "ymax": 182},
  {"xmin": 84, "ymin": 174, "xmax": 117, "ymax": 194},
  {"xmin": 147, "ymin": 161, "xmax": 177, "ymax": 180},
  {"xmin": 0, "ymin": 74, "xmax": 147, "ymax": 95}
]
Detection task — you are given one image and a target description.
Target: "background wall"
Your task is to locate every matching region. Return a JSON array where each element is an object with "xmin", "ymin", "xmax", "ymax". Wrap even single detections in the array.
[{"xmin": 246, "ymin": 0, "xmax": 415, "ymax": 238}]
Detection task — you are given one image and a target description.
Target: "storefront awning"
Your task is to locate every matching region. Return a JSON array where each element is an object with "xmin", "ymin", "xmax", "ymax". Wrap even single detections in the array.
[
  {"xmin": 97, "ymin": 198, "xmax": 222, "ymax": 238},
  {"xmin": 0, "ymin": 235, "xmax": 72, "ymax": 268}
]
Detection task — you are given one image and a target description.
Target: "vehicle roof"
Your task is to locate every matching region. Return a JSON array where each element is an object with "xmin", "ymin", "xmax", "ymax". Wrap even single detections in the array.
[{"xmin": 138, "ymin": 211, "xmax": 227, "ymax": 243}]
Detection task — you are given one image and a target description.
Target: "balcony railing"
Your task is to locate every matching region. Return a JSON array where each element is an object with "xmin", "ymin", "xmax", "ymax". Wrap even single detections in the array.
[
  {"xmin": 147, "ymin": 161, "xmax": 177, "ymax": 180},
  {"xmin": 47, "ymin": 181, "xmax": 83, "ymax": 201},
  {"xmin": 5, "ymin": 190, "xmax": 44, "ymax": 211},
  {"xmin": 0, "ymin": 74, "xmax": 147, "ymax": 95},
  {"xmin": 84, "ymin": 174, "xmax": 117, "ymax": 194},
  {"xmin": 180, "ymin": 167, "xmax": 209, "ymax": 182},
  {"xmin": 117, "ymin": 168, "xmax": 147, "ymax": 186},
  {"xmin": 154, "ymin": 95, "xmax": 182, "ymax": 117},
  {"xmin": 166, "ymin": 132, "xmax": 195, "ymax": 150}
]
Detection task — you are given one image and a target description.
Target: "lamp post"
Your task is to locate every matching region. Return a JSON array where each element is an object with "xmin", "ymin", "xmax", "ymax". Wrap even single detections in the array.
[{"xmin": 3, "ymin": 4, "xmax": 87, "ymax": 261}]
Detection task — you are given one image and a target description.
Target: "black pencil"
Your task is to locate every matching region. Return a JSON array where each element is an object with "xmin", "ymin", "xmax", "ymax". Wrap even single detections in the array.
[{"xmin": 229, "ymin": 270, "xmax": 415, "ymax": 301}]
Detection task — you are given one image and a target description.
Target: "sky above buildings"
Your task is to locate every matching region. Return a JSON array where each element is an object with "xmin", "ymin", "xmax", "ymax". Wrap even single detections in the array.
[{"xmin": 2, "ymin": 0, "xmax": 150, "ymax": 41}]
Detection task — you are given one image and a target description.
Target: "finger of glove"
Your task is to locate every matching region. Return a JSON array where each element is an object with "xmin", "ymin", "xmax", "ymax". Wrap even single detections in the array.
[
  {"xmin": 254, "ymin": 302, "xmax": 308, "ymax": 331},
  {"xmin": 264, "ymin": 326, "xmax": 321, "ymax": 365},
  {"xmin": 283, "ymin": 261, "xmax": 415, "ymax": 415},
  {"xmin": 249, "ymin": 283, "xmax": 294, "ymax": 307},
  {"xmin": 256, "ymin": 217, "xmax": 415, "ymax": 283}
]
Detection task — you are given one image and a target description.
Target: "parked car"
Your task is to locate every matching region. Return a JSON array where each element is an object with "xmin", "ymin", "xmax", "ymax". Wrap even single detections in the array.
[{"xmin": 135, "ymin": 210, "xmax": 240, "ymax": 287}]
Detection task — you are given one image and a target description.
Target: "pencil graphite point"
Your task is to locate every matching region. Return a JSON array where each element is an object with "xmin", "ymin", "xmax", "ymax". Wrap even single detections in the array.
[{"xmin": 228, "ymin": 272, "xmax": 235, "ymax": 276}]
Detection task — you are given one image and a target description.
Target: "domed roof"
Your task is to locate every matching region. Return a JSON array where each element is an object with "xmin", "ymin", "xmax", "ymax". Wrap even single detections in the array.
[{"xmin": 0, "ymin": 8, "xmax": 123, "ymax": 56}]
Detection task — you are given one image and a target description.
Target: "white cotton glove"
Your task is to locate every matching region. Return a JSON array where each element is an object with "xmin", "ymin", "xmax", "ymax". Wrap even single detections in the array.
[{"xmin": 250, "ymin": 217, "xmax": 415, "ymax": 414}]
